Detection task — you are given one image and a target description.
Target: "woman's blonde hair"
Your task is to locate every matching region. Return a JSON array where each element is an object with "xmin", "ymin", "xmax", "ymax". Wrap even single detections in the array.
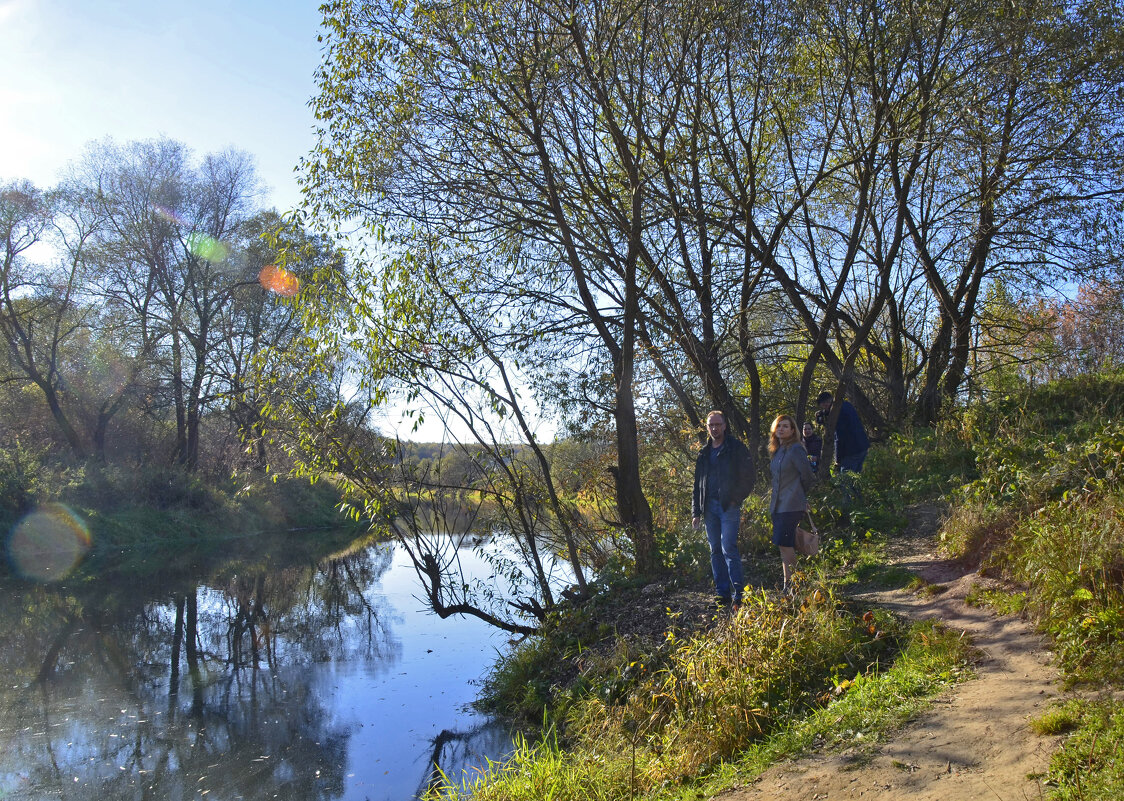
[{"xmin": 768, "ymin": 414, "xmax": 799, "ymax": 454}]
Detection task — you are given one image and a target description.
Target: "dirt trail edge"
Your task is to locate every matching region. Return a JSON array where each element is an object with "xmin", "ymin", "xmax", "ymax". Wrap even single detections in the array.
[{"xmin": 718, "ymin": 504, "xmax": 1064, "ymax": 801}]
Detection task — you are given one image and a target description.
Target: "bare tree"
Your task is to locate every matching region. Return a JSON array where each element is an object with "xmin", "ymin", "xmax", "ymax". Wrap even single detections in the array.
[{"xmin": 76, "ymin": 138, "xmax": 264, "ymax": 469}]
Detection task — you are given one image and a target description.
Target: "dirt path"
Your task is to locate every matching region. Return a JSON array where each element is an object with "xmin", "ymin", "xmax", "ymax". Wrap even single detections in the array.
[{"xmin": 717, "ymin": 505, "xmax": 1064, "ymax": 801}]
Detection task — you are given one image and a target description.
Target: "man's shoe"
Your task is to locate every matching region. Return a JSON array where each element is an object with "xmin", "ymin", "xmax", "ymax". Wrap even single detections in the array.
[{"xmin": 711, "ymin": 595, "xmax": 732, "ymax": 610}]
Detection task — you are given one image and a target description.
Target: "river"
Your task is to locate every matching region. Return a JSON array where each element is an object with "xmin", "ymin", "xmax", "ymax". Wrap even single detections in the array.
[{"xmin": 0, "ymin": 536, "xmax": 522, "ymax": 800}]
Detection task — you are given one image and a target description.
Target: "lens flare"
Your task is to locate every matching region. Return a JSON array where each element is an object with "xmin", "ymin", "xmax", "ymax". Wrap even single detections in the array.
[
  {"xmin": 258, "ymin": 264, "xmax": 300, "ymax": 297},
  {"xmin": 150, "ymin": 203, "xmax": 187, "ymax": 227},
  {"xmin": 186, "ymin": 232, "xmax": 230, "ymax": 263},
  {"xmin": 8, "ymin": 504, "xmax": 92, "ymax": 582}
]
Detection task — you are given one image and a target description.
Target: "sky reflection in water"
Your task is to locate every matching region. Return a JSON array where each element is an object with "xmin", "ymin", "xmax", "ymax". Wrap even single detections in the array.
[{"xmin": 0, "ymin": 539, "xmax": 515, "ymax": 800}]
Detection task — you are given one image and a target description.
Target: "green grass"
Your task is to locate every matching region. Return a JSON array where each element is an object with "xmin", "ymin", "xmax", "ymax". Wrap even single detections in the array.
[
  {"xmin": 833, "ymin": 543, "xmax": 917, "ymax": 591},
  {"xmin": 1030, "ymin": 699, "xmax": 1084, "ymax": 736},
  {"xmin": 715, "ymin": 620, "xmax": 971, "ymax": 782},
  {"xmin": 428, "ymin": 593, "xmax": 972, "ymax": 801},
  {"xmin": 907, "ymin": 577, "xmax": 949, "ymax": 596},
  {"xmin": 850, "ymin": 563, "xmax": 917, "ymax": 590},
  {"xmin": 964, "ymin": 583, "xmax": 1028, "ymax": 616},
  {"xmin": 1035, "ymin": 698, "xmax": 1124, "ymax": 801}
]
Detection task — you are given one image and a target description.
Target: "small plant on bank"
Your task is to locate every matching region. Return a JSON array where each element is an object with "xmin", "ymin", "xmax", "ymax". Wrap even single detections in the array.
[
  {"xmin": 908, "ymin": 578, "xmax": 949, "ymax": 597},
  {"xmin": 1030, "ymin": 699, "xmax": 1084, "ymax": 736}
]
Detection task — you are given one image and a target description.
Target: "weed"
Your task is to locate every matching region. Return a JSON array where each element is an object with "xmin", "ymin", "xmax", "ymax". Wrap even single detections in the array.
[
  {"xmin": 964, "ymin": 583, "xmax": 1028, "ymax": 616},
  {"xmin": 1030, "ymin": 700, "xmax": 1083, "ymax": 736},
  {"xmin": 1040, "ymin": 698, "xmax": 1124, "ymax": 800}
]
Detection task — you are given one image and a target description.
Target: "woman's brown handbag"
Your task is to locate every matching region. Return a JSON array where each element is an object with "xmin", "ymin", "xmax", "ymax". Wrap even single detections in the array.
[{"xmin": 795, "ymin": 513, "xmax": 820, "ymax": 556}]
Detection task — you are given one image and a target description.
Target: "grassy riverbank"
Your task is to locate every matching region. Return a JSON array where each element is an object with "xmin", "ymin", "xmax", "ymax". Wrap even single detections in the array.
[
  {"xmin": 452, "ymin": 600, "xmax": 969, "ymax": 801},
  {"xmin": 1, "ymin": 463, "xmax": 368, "ymax": 585},
  {"xmin": 430, "ymin": 374, "xmax": 1124, "ymax": 801}
]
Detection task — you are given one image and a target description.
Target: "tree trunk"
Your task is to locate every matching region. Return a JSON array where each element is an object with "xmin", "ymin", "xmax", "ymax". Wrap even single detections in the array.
[{"xmin": 613, "ymin": 348, "xmax": 657, "ymax": 575}]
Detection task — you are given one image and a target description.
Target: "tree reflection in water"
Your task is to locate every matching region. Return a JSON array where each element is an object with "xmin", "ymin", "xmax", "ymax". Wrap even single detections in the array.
[
  {"xmin": 0, "ymin": 545, "xmax": 406, "ymax": 800},
  {"xmin": 417, "ymin": 721, "xmax": 513, "ymax": 799}
]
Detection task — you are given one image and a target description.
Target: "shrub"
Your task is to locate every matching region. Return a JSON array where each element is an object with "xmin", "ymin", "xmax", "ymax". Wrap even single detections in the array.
[{"xmin": 0, "ymin": 441, "xmax": 42, "ymax": 524}]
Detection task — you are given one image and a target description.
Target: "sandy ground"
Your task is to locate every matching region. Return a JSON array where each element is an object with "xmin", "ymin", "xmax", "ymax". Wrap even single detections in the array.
[{"xmin": 717, "ymin": 506, "xmax": 1064, "ymax": 801}]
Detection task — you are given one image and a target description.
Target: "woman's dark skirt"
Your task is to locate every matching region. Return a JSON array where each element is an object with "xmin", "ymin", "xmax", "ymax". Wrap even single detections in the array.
[{"xmin": 771, "ymin": 510, "xmax": 803, "ymax": 548}]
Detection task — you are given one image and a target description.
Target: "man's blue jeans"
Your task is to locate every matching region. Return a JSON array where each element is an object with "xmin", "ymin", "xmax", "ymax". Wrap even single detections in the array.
[
  {"xmin": 704, "ymin": 497, "xmax": 743, "ymax": 600},
  {"xmin": 838, "ymin": 449, "xmax": 868, "ymax": 473},
  {"xmin": 838, "ymin": 449, "xmax": 867, "ymax": 510}
]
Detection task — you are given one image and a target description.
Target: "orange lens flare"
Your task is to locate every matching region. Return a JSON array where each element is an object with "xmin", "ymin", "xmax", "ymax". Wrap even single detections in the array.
[{"xmin": 258, "ymin": 264, "xmax": 300, "ymax": 297}]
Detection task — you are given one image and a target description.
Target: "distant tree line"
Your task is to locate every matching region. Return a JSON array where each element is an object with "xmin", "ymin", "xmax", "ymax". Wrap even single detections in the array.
[{"xmin": 0, "ymin": 137, "xmax": 342, "ymax": 478}]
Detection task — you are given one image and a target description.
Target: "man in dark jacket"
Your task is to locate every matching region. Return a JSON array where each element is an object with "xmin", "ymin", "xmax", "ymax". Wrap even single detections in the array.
[
  {"xmin": 691, "ymin": 411, "xmax": 755, "ymax": 606},
  {"xmin": 816, "ymin": 391, "xmax": 869, "ymax": 472}
]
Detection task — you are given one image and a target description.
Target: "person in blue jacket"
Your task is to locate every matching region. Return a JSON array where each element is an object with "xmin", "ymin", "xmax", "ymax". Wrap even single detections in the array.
[
  {"xmin": 691, "ymin": 411, "xmax": 754, "ymax": 607},
  {"xmin": 816, "ymin": 391, "xmax": 869, "ymax": 473}
]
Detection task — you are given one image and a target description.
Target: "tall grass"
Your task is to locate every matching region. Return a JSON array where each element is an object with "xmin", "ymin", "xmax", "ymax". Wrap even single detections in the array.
[{"xmin": 429, "ymin": 586, "xmax": 969, "ymax": 801}]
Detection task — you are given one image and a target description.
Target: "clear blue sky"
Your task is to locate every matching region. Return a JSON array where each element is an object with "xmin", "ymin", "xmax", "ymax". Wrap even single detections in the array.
[{"xmin": 0, "ymin": 0, "xmax": 324, "ymax": 211}]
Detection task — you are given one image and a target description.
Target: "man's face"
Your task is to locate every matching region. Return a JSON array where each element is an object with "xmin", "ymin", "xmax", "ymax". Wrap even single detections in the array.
[
  {"xmin": 707, "ymin": 414, "xmax": 726, "ymax": 441},
  {"xmin": 818, "ymin": 399, "xmax": 832, "ymax": 413}
]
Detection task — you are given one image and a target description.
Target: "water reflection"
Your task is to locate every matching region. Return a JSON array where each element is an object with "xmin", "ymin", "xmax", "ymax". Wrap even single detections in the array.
[{"xmin": 0, "ymin": 539, "xmax": 513, "ymax": 800}]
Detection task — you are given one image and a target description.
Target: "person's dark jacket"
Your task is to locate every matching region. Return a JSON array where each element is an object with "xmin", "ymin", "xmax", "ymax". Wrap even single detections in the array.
[
  {"xmin": 803, "ymin": 432, "xmax": 823, "ymax": 459},
  {"xmin": 692, "ymin": 435, "xmax": 755, "ymax": 518},
  {"xmin": 834, "ymin": 400, "xmax": 870, "ymax": 459}
]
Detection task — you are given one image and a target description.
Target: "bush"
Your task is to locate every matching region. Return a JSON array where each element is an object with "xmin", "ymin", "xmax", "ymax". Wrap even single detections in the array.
[
  {"xmin": 0, "ymin": 441, "xmax": 42, "ymax": 525},
  {"xmin": 862, "ymin": 427, "xmax": 976, "ymax": 506},
  {"xmin": 654, "ymin": 522, "xmax": 711, "ymax": 581}
]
